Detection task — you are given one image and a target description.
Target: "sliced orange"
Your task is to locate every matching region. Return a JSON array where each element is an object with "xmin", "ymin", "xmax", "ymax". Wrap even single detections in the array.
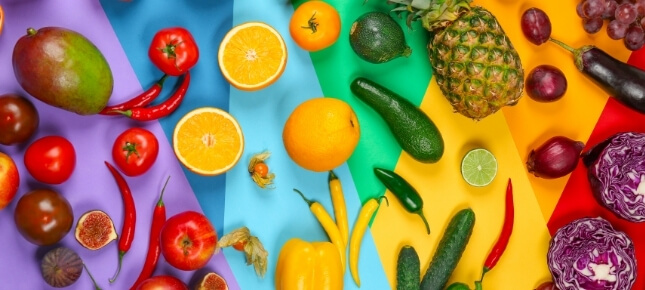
[
  {"xmin": 218, "ymin": 22, "xmax": 287, "ymax": 91},
  {"xmin": 173, "ymin": 107, "xmax": 244, "ymax": 176},
  {"xmin": 0, "ymin": 5, "xmax": 4, "ymax": 35}
]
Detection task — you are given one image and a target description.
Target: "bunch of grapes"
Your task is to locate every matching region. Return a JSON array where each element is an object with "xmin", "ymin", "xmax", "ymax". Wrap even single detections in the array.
[{"xmin": 576, "ymin": 0, "xmax": 645, "ymax": 50}]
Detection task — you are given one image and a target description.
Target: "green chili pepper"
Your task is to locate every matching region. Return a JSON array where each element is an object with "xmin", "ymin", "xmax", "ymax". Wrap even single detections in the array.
[{"xmin": 374, "ymin": 167, "xmax": 430, "ymax": 234}]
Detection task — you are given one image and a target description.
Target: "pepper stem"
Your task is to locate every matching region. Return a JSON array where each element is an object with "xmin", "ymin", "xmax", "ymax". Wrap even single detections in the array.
[
  {"xmin": 108, "ymin": 110, "xmax": 133, "ymax": 117},
  {"xmin": 157, "ymin": 74, "xmax": 169, "ymax": 86},
  {"xmin": 293, "ymin": 188, "xmax": 314, "ymax": 207},
  {"xmin": 417, "ymin": 211, "xmax": 431, "ymax": 235},
  {"xmin": 328, "ymin": 170, "xmax": 338, "ymax": 182},
  {"xmin": 477, "ymin": 267, "xmax": 489, "ymax": 285},
  {"xmin": 83, "ymin": 263, "xmax": 102, "ymax": 290},
  {"xmin": 109, "ymin": 251, "xmax": 125, "ymax": 283},
  {"xmin": 158, "ymin": 176, "xmax": 170, "ymax": 206},
  {"xmin": 548, "ymin": 37, "xmax": 574, "ymax": 53}
]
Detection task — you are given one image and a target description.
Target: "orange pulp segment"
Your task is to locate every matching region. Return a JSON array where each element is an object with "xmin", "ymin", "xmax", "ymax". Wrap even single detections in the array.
[
  {"xmin": 173, "ymin": 107, "xmax": 244, "ymax": 176},
  {"xmin": 218, "ymin": 22, "xmax": 287, "ymax": 91}
]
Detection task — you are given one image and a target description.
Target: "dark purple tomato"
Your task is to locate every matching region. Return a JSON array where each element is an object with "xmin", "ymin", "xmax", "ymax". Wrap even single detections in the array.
[
  {"xmin": 526, "ymin": 65, "xmax": 568, "ymax": 102},
  {"xmin": 0, "ymin": 94, "xmax": 39, "ymax": 145},
  {"xmin": 521, "ymin": 8, "xmax": 552, "ymax": 45},
  {"xmin": 14, "ymin": 189, "xmax": 73, "ymax": 246}
]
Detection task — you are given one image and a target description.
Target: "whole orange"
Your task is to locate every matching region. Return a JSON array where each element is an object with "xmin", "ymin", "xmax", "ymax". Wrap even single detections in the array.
[{"xmin": 283, "ymin": 98, "xmax": 360, "ymax": 172}]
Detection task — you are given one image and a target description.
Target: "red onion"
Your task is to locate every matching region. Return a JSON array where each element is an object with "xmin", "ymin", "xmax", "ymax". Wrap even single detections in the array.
[{"xmin": 526, "ymin": 136, "xmax": 585, "ymax": 179}]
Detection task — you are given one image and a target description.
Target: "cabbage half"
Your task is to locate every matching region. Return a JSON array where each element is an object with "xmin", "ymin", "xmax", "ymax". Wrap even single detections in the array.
[
  {"xmin": 587, "ymin": 132, "xmax": 645, "ymax": 222},
  {"xmin": 547, "ymin": 217, "xmax": 636, "ymax": 290}
]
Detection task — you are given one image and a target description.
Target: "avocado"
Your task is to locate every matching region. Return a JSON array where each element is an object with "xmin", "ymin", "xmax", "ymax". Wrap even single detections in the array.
[
  {"xmin": 350, "ymin": 77, "xmax": 444, "ymax": 163},
  {"xmin": 12, "ymin": 27, "xmax": 113, "ymax": 115},
  {"xmin": 349, "ymin": 11, "xmax": 412, "ymax": 64}
]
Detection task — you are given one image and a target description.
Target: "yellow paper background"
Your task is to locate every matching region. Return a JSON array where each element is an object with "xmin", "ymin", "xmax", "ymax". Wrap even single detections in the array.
[{"xmin": 370, "ymin": 0, "xmax": 632, "ymax": 288}]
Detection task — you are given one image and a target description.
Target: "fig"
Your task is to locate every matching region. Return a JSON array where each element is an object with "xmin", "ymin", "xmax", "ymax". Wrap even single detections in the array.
[
  {"xmin": 196, "ymin": 272, "xmax": 228, "ymax": 290},
  {"xmin": 12, "ymin": 27, "xmax": 113, "ymax": 115},
  {"xmin": 75, "ymin": 210, "xmax": 117, "ymax": 250},
  {"xmin": 41, "ymin": 247, "xmax": 83, "ymax": 288}
]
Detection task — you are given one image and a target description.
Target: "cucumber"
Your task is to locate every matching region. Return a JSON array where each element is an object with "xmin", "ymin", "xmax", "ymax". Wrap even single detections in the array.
[
  {"xmin": 397, "ymin": 245, "xmax": 420, "ymax": 290},
  {"xmin": 349, "ymin": 11, "xmax": 411, "ymax": 63},
  {"xmin": 350, "ymin": 77, "xmax": 444, "ymax": 163},
  {"xmin": 421, "ymin": 208, "xmax": 475, "ymax": 290}
]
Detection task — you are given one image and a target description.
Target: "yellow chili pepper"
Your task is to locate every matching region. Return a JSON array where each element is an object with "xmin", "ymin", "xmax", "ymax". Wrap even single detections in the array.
[
  {"xmin": 349, "ymin": 195, "xmax": 388, "ymax": 287},
  {"xmin": 329, "ymin": 170, "xmax": 349, "ymax": 247},
  {"xmin": 275, "ymin": 238, "xmax": 343, "ymax": 290},
  {"xmin": 294, "ymin": 189, "xmax": 346, "ymax": 272}
]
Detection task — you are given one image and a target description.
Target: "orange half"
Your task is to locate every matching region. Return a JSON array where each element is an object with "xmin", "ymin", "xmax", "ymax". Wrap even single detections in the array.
[
  {"xmin": 173, "ymin": 107, "xmax": 244, "ymax": 176},
  {"xmin": 218, "ymin": 22, "xmax": 287, "ymax": 91}
]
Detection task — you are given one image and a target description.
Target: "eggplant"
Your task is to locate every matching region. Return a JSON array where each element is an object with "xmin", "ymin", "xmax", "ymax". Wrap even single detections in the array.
[{"xmin": 550, "ymin": 38, "xmax": 645, "ymax": 114}]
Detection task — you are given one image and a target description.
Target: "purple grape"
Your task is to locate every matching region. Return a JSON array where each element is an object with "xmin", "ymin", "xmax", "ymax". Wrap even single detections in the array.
[
  {"xmin": 577, "ymin": 2, "xmax": 587, "ymax": 18},
  {"xmin": 521, "ymin": 7, "xmax": 552, "ymax": 45},
  {"xmin": 615, "ymin": 3, "xmax": 637, "ymax": 24},
  {"xmin": 624, "ymin": 25, "xmax": 645, "ymax": 50},
  {"xmin": 583, "ymin": 17, "xmax": 605, "ymax": 33},
  {"xmin": 525, "ymin": 65, "xmax": 568, "ymax": 103},
  {"xmin": 636, "ymin": 0, "xmax": 645, "ymax": 15},
  {"xmin": 602, "ymin": 0, "xmax": 619, "ymax": 19},
  {"xmin": 583, "ymin": 0, "xmax": 607, "ymax": 18},
  {"xmin": 607, "ymin": 19, "xmax": 630, "ymax": 39}
]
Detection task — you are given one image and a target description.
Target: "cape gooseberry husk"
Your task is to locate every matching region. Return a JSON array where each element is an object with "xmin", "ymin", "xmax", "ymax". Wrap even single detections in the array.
[
  {"xmin": 41, "ymin": 247, "xmax": 83, "ymax": 288},
  {"xmin": 196, "ymin": 272, "xmax": 229, "ymax": 290},
  {"xmin": 74, "ymin": 209, "xmax": 117, "ymax": 250}
]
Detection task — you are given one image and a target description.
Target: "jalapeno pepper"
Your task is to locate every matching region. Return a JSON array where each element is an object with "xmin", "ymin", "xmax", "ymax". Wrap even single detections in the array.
[{"xmin": 374, "ymin": 167, "xmax": 430, "ymax": 234}]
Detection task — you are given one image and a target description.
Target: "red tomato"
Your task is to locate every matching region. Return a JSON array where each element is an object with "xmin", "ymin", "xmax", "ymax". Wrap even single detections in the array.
[
  {"xmin": 24, "ymin": 136, "xmax": 76, "ymax": 184},
  {"xmin": 112, "ymin": 127, "xmax": 159, "ymax": 177},
  {"xmin": 148, "ymin": 27, "xmax": 199, "ymax": 76}
]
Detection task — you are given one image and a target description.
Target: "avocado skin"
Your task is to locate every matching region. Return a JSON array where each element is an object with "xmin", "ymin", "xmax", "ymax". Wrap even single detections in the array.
[{"xmin": 12, "ymin": 27, "xmax": 113, "ymax": 115}]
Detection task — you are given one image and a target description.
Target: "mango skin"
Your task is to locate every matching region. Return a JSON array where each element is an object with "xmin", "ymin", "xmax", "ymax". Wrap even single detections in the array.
[{"xmin": 12, "ymin": 27, "xmax": 113, "ymax": 115}]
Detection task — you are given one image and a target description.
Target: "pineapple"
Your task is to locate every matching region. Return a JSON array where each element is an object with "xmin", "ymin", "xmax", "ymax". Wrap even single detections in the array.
[{"xmin": 388, "ymin": 0, "xmax": 524, "ymax": 120}]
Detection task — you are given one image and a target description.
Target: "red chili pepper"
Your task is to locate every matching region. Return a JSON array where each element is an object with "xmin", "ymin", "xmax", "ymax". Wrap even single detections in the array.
[
  {"xmin": 117, "ymin": 71, "xmax": 190, "ymax": 121},
  {"xmin": 476, "ymin": 178, "xmax": 514, "ymax": 288},
  {"xmin": 129, "ymin": 176, "xmax": 170, "ymax": 290},
  {"xmin": 105, "ymin": 161, "xmax": 136, "ymax": 283},
  {"xmin": 99, "ymin": 74, "xmax": 168, "ymax": 115}
]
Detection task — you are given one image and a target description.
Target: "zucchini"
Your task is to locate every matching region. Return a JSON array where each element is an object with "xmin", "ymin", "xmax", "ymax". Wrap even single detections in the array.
[
  {"xmin": 421, "ymin": 208, "xmax": 476, "ymax": 290},
  {"xmin": 350, "ymin": 77, "xmax": 444, "ymax": 163},
  {"xmin": 397, "ymin": 245, "xmax": 420, "ymax": 290}
]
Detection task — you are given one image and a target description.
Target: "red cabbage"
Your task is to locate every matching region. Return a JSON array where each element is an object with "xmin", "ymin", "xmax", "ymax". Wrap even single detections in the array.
[
  {"xmin": 587, "ymin": 132, "xmax": 645, "ymax": 222},
  {"xmin": 547, "ymin": 217, "xmax": 636, "ymax": 290}
]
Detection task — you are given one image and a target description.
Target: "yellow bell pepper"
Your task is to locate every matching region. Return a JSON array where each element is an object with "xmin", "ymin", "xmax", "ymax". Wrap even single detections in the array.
[{"xmin": 275, "ymin": 238, "xmax": 344, "ymax": 290}]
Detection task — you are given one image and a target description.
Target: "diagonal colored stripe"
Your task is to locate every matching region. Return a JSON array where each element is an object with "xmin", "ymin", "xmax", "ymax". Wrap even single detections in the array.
[
  {"xmin": 99, "ymin": 0, "xmax": 239, "ymax": 288},
  {"xmin": 547, "ymin": 47, "xmax": 645, "ymax": 290}
]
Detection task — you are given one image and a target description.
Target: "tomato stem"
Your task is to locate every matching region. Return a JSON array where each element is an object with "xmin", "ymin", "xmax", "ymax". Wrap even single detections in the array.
[
  {"xmin": 122, "ymin": 141, "xmax": 140, "ymax": 161},
  {"xmin": 301, "ymin": 12, "xmax": 319, "ymax": 33}
]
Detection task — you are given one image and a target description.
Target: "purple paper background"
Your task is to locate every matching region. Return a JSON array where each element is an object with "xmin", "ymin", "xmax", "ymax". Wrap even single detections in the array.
[{"xmin": 0, "ymin": 0, "xmax": 238, "ymax": 289}]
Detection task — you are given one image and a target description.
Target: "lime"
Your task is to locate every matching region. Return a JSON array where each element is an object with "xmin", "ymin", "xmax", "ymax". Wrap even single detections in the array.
[{"xmin": 460, "ymin": 148, "xmax": 497, "ymax": 187}]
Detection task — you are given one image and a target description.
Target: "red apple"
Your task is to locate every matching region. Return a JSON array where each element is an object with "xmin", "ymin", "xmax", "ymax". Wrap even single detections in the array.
[
  {"xmin": 161, "ymin": 211, "xmax": 217, "ymax": 271},
  {"xmin": 136, "ymin": 275, "xmax": 188, "ymax": 290},
  {"xmin": 0, "ymin": 152, "xmax": 19, "ymax": 210}
]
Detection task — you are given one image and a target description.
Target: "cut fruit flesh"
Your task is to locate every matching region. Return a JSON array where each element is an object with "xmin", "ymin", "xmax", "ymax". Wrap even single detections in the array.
[
  {"xmin": 74, "ymin": 210, "xmax": 117, "ymax": 250},
  {"xmin": 461, "ymin": 148, "xmax": 498, "ymax": 187}
]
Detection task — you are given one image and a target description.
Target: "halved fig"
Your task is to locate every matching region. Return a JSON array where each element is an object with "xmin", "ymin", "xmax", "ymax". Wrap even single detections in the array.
[
  {"xmin": 41, "ymin": 247, "xmax": 83, "ymax": 288},
  {"xmin": 196, "ymin": 272, "xmax": 228, "ymax": 290},
  {"xmin": 74, "ymin": 210, "xmax": 117, "ymax": 250}
]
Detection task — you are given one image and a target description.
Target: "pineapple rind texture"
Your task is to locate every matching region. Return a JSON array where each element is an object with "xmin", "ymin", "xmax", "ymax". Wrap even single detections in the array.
[{"xmin": 428, "ymin": 7, "xmax": 524, "ymax": 120}]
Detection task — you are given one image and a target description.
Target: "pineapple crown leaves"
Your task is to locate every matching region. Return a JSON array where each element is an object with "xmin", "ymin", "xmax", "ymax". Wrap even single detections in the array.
[{"xmin": 382, "ymin": 0, "xmax": 472, "ymax": 31}]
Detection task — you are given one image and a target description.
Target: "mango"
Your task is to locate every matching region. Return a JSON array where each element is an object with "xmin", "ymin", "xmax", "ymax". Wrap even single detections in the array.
[{"xmin": 12, "ymin": 27, "xmax": 113, "ymax": 115}]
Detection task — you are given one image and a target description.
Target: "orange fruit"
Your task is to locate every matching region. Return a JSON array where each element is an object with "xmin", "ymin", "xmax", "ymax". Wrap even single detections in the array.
[
  {"xmin": 283, "ymin": 98, "xmax": 360, "ymax": 172},
  {"xmin": 218, "ymin": 22, "xmax": 287, "ymax": 91},
  {"xmin": 196, "ymin": 272, "xmax": 228, "ymax": 290},
  {"xmin": 173, "ymin": 107, "xmax": 244, "ymax": 176},
  {"xmin": 0, "ymin": 5, "xmax": 4, "ymax": 35}
]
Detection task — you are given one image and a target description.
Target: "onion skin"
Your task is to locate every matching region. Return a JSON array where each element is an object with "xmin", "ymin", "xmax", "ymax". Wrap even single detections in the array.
[{"xmin": 527, "ymin": 136, "xmax": 585, "ymax": 179}]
